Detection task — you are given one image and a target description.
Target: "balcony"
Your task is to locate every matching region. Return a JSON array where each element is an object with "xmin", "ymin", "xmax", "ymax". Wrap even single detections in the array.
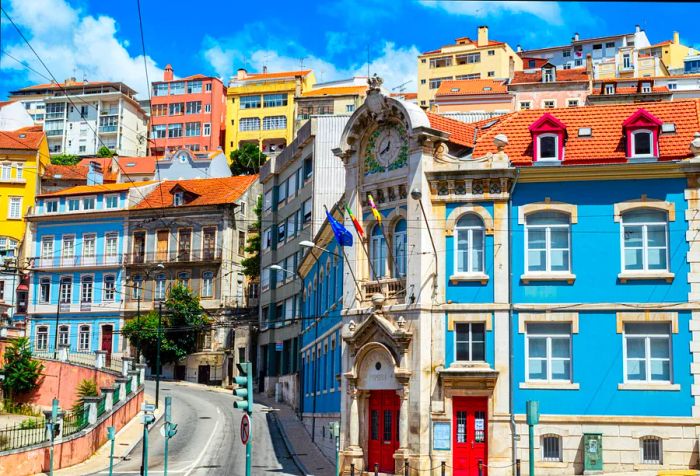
[
  {"xmin": 126, "ymin": 248, "xmax": 222, "ymax": 266},
  {"xmin": 45, "ymin": 129, "xmax": 64, "ymax": 137},
  {"xmin": 33, "ymin": 253, "xmax": 123, "ymax": 270},
  {"xmin": 99, "ymin": 125, "xmax": 118, "ymax": 133},
  {"xmin": 362, "ymin": 278, "xmax": 406, "ymax": 304}
]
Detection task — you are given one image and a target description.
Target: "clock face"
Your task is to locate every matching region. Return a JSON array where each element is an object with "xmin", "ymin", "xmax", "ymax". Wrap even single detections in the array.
[
  {"xmin": 364, "ymin": 123, "xmax": 409, "ymax": 176},
  {"xmin": 375, "ymin": 127, "xmax": 402, "ymax": 167}
]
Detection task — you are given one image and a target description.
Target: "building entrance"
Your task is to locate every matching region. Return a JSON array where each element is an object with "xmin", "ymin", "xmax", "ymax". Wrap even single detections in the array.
[
  {"xmin": 367, "ymin": 390, "xmax": 400, "ymax": 473},
  {"xmin": 453, "ymin": 397, "xmax": 488, "ymax": 476}
]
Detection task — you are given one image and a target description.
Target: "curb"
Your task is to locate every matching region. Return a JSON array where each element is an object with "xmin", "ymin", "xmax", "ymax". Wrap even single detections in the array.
[
  {"xmin": 269, "ymin": 410, "xmax": 310, "ymax": 476},
  {"xmin": 117, "ymin": 399, "xmax": 165, "ymax": 463},
  {"xmin": 171, "ymin": 380, "xmax": 233, "ymax": 394}
]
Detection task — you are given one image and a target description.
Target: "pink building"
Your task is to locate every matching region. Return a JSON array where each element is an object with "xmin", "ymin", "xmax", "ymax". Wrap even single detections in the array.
[
  {"xmin": 508, "ymin": 63, "xmax": 591, "ymax": 110},
  {"xmin": 150, "ymin": 65, "xmax": 226, "ymax": 156}
]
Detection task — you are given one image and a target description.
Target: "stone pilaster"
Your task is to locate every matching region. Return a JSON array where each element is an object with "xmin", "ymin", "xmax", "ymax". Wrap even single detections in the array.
[
  {"xmin": 122, "ymin": 356, "xmax": 134, "ymax": 377},
  {"xmin": 83, "ymin": 396, "xmax": 101, "ymax": 425},
  {"xmin": 685, "ymin": 187, "xmax": 700, "ymax": 417},
  {"xmin": 101, "ymin": 387, "xmax": 115, "ymax": 412}
]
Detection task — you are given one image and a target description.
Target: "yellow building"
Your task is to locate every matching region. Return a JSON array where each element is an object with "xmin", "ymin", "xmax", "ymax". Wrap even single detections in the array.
[
  {"xmin": 295, "ymin": 77, "xmax": 368, "ymax": 130},
  {"xmin": 596, "ymin": 47, "xmax": 669, "ymax": 79},
  {"xmin": 417, "ymin": 26, "xmax": 523, "ymax": 108},
  {"xmin": 225, "ymin": 69, "xmax": 316, "ymax": 158},
  {"xmin": 639, "ymin": 32, "xmax": 699, "ymax": 72}
]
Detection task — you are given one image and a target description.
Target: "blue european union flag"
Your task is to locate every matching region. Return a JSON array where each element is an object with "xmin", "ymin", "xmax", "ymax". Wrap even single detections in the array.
[{"xmin": 326, "ymin": 210, "xmax": 353, "ymax": 247}]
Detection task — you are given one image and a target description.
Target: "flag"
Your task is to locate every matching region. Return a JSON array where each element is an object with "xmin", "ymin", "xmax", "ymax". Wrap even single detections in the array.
[
  {"xmin": 326, "ymin": 209, "xmax": 353, "ymax": 247},
  {"xmin": 367, "ymin": 194, "xmax": 382, "ymax": 225},
  {"xmin": 344, "ymin": 203, "xmax": 364, "ymax": 238}
]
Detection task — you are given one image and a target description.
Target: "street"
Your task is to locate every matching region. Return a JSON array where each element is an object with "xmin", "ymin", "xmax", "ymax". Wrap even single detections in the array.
[{"xmin": 97, "ymin": 381, "xmax": 300, "ymax": 476}]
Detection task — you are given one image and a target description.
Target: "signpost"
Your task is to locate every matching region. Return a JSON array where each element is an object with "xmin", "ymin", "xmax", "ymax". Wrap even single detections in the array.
[
  {"xmin": 240, "ymin": 413, "xmax": 251, "ymax": 445},
  {"xmin": 140, "ymin": 403, "xmax": 156, "ymax": 476}
]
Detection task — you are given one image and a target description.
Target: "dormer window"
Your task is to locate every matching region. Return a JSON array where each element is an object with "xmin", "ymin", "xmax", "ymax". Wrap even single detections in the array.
[
  {"xmin": 605, "ymin": 84, "xmax": 616, "ymax": 95},
  {"xmin": 173, "ymin": 192, "xmax": 184, "ymax": 206},
  {"xmin": 542, "ymin": 67, "xmax": 555, "ymax": 83},
  {"xmin": 641, "ymin": 82, "xmax": 652, "ymax": 93},
  {"xmin": 529, "ymin": 113, "xmax": 567, "ymax": 165},
  {"xmin": 632, "ymin": 130, "xmax": 653, "ymax": 156},
  {"xmin": 537, "ymin": 134, "xmax": 558, "ymax": 161},
  {"xmin": 623, "ymin": 109, "xmax": 662, "ymax": 161}
]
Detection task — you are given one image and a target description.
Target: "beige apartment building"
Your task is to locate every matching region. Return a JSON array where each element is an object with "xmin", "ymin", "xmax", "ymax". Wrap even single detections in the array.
[{"xmin": 417, "ymin": 26, "xmax": 523, "ymax": 108}]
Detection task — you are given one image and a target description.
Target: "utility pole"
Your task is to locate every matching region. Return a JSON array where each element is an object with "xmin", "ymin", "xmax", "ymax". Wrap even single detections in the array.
[
  {"xmin": 234, "ymin": 362, "xmax": 254, "ymax": 476},
  {"xmin": 140, "ymin": 403, "xmax": 156, "ymax": 476},
  {"xmin": 163, "ymin": 396, "xmax": 177, "ymax": 476},
  {"xmin": 47, "ymin": 398, "xmax": 59, "ymax": 476},
  {"xmin": 107, "ymin": 426, "xmax": 116, "ymax": 476},
  {"xmin": 155, "ymin": 300, "xmax": 163, "ymax": 409}
]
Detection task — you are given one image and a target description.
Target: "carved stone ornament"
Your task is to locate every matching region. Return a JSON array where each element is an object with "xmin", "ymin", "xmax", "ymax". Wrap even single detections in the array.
[
  {"xmin": 690, "ymin": 132, "xmax": 700, "ymax": 160},
  {"xmin": 367, "ymin": 74, "xmax": 384, "ymax": 91}
]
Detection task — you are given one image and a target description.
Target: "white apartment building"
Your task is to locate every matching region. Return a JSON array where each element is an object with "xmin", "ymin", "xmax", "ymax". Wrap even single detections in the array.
[
  {"xmin": 520, "ymin": 25, "xmax": 650, "ymax": 70},
  {"xmin": 10, "ymin": 79, "xmax": 148, "ymax": 157}
]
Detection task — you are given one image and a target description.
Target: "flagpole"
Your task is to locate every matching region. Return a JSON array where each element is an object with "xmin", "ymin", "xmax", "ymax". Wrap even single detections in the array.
[
  {"xmin": 379, "ymin": 222, "xmax": 399, "ymax": 281},
  {"xmin": 343, "ymin": 201, "xmax": 377, "ymax": 281},
  {"xmin": 324, "ymin": 205, "xmax": 363, "ymax": 300}
]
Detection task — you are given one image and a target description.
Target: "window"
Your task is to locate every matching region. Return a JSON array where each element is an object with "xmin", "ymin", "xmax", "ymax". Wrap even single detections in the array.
[
  {"xmin": 185, "ymin": 122, "xmax": 201, "ymax": 136},
  {"xmin": 81, "ymin": 276, "xmax": 93, "ymax": 303},
  {"xmin": 429, "ymin": 77, "xmax": 451, "ymax": 90},
  {"xmin": 67, "ymin": 198, "xmax": 80, "ymax": 211},
  {"xmin": 302, "ymin": 199, "xmax": 312, "ymax": 225},
  {"xmin": 567, "ymin": 99, "xmax": 579, "ymax": 107},
  {"xmin": 277, "ymin": 222, "xmax": 286, "ymax": 243},
  {"xmin": 83, "ymin": 234, "xmax": 96, "ymax": 264},
  {"xmin": 205, "ymin": 103, "xmax": 211, "ymax": 112},
  {"xmin": 240, "ymin": 95, "xmax": 261, "ymax": 109},
  {"xmin": 187, "ymin": 80, "xmax": 202, "ymax": 94},
  {"xmin": 154, "ymin": 273, "xmax": 166, "ymax": 301},
  {"xmin": 525, "ymin": 211, "xmax": 571, "ymax": 273},
  {"xmin": 640, "ymin": 436, "xmax": 662, "ymax": 464},
  {"xmin": 456, "ymin": 73, "xmax": 481, "ymax": 80},
  {"xmin": 487, "ymin": 50, "xmax": 495, "ymax": 56},
  {"xmin": 168, "ymin": 123, "xmax": 183, "ymax": 138},
  {"xmin": 277, "ymin": 180, "xmax": 287, "ymax": 204},
  {"xmin": 78, "ymin": 325, "xmax": 90, "ymax": 351},
  {"xmin": 82, "ymin": 196, "xmax": 95, "ymax": 210},
  {"xmin": 563, "ymin": 64, "xmax": 572, "ymax": 70},
  {"xmin": 487, "ymin": 71, "xmax": 495, "ymax": 77},
  {"xmin": 261, "ymin": 267, "xmax": 270, "ymax": 292},
  {"xmin": 173, "ymin": 191, "xmax": 184, "ymax": 206},
  {"xmin": 455, "ymin": 214, "xmax": 485, "ymax": 274},
  {"xmin": 263, "ymin": 115, "xmax": 287, "ymax": 130},
  {"xmin": 239, "ymin": 118, "xmax": 260, "ymax": 131},
  {"xmin": 346, "ymin": 104, "xmax": 355, "ymax": 113},
  {"xmin": 263, "ymin": 93, "xmax": 288, "ymax": 108},
  {"xmin": 152, "ymin": 124, "xmax": 166, "ymax": 139},
  {"xmin": 370, "ymin": 225, "xmax": 388, "ymax": 279},
  {"xmin": 15, "ymin": 163, "xmax": 23, "ymax": 179},
  {"xmin": 536, "ymin": 133, "xmax": 559, "ymax": 161},
  {"xmin": 203, "ymin": 123, "xmax": 211, "ymax": 136},
  {"xmin": 152, "ymin": 83, "xmax": 168, "ymax": 96},
  {"xmin": 542, "ymin": 435, "xmax": 562, "ymax": 462},
  {"xmin": 621, "ymin": 209, "xmax": 668, "ymax": 272},
  {"xmin": 41, "ymin": 237, "xmax": 54, "ymax": 265},
  {"xmin": 262, "ymin": 227, "xmax": 272, "ymax": 250},
  {"xmin": 185, "ymin": 101, "xmax": 201, "ymax": 114},
  {"xmin": 631, "ymin": 130, "xmax": 654, "ymax": 158},
  {"xmin": 40, "ymin": 277, "xmax": 51, "ymax": 303},
  {"xmin": 263, "ymin": 190, "xmax": 273, "ymax": 211},
  {"xmin": 519, "ymin": 101, "xmax": 532, "ymax": 110},
  {"xmin": 526, "ymin": 323, "xmax": 572, "ymax": 381},
  {"xmin": 543, "ymin": 68, "xmax": 555, "ymax": 83},
  {"xmin": 177, "ymin": 272, "xmax": 191, "ymax": 288},
  {"xmin": 201, "ymin": 271, "xmax": 214, "ymax": 298},
  {"xmin": 59, "ymin": 276, "xmax": 72, "ymax": 304},
  {"xmin": 132, "ymin": 274, "xmax": 143, "ymax": 299},
  {"xmin": 623, "ymin": 53, "xmax": 632, "ymax": 69},
  {"xmin": 36, "ymin": 326, "xmax": 49, "ymax": 351},
  {"xmin": 455, "ymin": 322, "xmax": 485, "ymax": 361},
  {"xmin": 641, "ymin": 82, "xmax": 652, "ymax": 93},
  {"xmin": 169, "ymin": 82, "xmax": 185, "ymax": 95},
  {"xmin": 152, "ymin": 104, "xmax": 167, "ymax": 117},
  {"xmin": 8, "ymin": 197, "xmax": 21, "ymax": 219},
  {"xmin": 456, "ymin": 52, "xmax": 480, "ymax": 64},
  {"xmin": 393, "ymin": 219, "xmax": 407, "ymax": 278},
  {"xmin": 287, "ymin": 172, "xmax": 297, "ymax": 199},
  {"xmin": 105, "ymin": 194, "xmax": 118, "ymax": 209},
  {"xmin": 605, "ymin": 84, "xmax": 616, "ymax": 95},
  {"xmin": 205, "ymin": 83, "xmax": 212, "ymax": 92},
  {"xmin": 563, "ymin": 50, "xmax": 571, "ymax": 57},
  {"xmin": 169, "ymin": 102, "xmax": 183, "ymax": 115},
  {"xmin": 574, "ymin": 59, "xmax": 583, "ymax": 67},
  {"xmin": 429, "ymin": 56, "xmax": 452, "ymax": 68},
  {"xmin": 606, "ymin": 41, "xmax": 615, "ymax": 48},
  {"xmin": 46, "ymin": 200, "xmax": 58, "ymax": 213},
  {"xmin": 668, "ymin": 82, "xmax": 677, "ymax": 91},
  {"xmin": 543, "ymin": 100, "xmax": 556, "ymax": 109},
  {"xmin": 238, "ymin": 231, "xmax": 246, "ymax": 256},
  {"xmin": 303, "ymin": 157, "xmax": 313, "ymax": 180},
  {"xmin": 103, "ymin": 275, "xmax": 115, "ymax": 301},
  {"xmin": 624, "ymin": 323, "xmax": 671, "ymax": 383},
  {"xmin": 58, "ymin": 325, "xmax": 69, "ymax": 347},
  {"xmin": 62, "ymin": 235, "xmax": 75, "ymax": 264}
]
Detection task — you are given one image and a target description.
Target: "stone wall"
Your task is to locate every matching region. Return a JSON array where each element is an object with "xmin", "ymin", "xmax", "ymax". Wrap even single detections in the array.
[{"xmin": 302, "ymin": 412, "xmax": 341, "ymax": 463}]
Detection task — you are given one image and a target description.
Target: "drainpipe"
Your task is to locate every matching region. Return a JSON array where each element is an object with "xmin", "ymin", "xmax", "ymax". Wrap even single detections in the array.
[{"xmin": 508, "ymin": 168, "xmax": 520, "ymax": 476}]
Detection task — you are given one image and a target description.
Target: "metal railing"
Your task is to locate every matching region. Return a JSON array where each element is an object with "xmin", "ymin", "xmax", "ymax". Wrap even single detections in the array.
[
  {"xmin": 62, "ymin": 409, "xmax": 88, "ymax": 437},
  {"xmin": 113, "ymin": 385, "xmax": 120, "ymax": 406},
  {"xmin": 108, "ymin": 354, "xmax": 123, "ymax": 373},
  {"xmin": 96, "ymin": 396, "xmax": 106, "ymax": 418},
  {"xmin": 126, "ymin": 248, "xmax": 222, "ymax": 265},
  {"xmin": 34, "ymin": 253, "xmax": 123, "ymax": 269},
  {"xmin": 125, "ymin": 379, "xmax": 132, "ymax": 395},
  {"xmin": 0, "ymin": 419, "xmax": 48, "ymax": 451}
]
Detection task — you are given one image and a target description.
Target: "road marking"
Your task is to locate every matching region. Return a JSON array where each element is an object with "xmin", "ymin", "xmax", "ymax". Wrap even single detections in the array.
[{"xmin": 183, "ymin": 418, "xmax": 220, "ymax": 476}]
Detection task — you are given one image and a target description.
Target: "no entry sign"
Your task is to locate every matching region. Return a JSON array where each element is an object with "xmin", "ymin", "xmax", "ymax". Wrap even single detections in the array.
[{"xmin": 240, "ymin": 413, "xmax": 251, "ymax": 445}]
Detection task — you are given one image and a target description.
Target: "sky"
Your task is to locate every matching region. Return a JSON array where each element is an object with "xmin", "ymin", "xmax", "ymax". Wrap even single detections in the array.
[{"xmin": 1, "ymin": 0, "xmax": 700, "ymax": 99}]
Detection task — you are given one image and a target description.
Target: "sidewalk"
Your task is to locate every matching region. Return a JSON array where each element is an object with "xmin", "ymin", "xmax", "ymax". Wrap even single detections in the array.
[
  {"xmin": 256, "ymin": 392, "xmax": 335, "ymax": 476},
  {"xmin": 43, "ymin": 393, "xmax": 164, "ymax": 476}
]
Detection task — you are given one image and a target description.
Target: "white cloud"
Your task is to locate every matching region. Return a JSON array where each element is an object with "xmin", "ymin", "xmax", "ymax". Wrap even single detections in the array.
[
  {"xmin": 2, "ymin": 0, "xmax": 163, "ymax": 98},
  {"xmin": 419, "ymin": 0, "xmax": 563, "ymax": 25}
]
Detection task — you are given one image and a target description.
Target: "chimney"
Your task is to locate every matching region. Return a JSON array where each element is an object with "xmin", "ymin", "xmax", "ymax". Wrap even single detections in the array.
[
  {"xmin": 236, "ymin": 68, "xmax": 248, "ymax": 80},
  {"xmin": 673, "ymin": 31, "xmax": 680, "ymax": 44},
  {"xmin": 87, "ymin": 161, "xmax": 104, "ymax": 186},
  {"xmin": 586, "ymin": 53, "xmax": 593, "ymax": 76},
  {"xmin": 516, "ymin": 44, "xmax": 522, "ymax": 53},
  {"xmin": 635, "ymin": 24, "xmax": 641, "ymax": 34},
  {"xmin": 263, "ymin": 65, "xmax": 268, "ymax": 74},
  {"xmin": 477, "ymin": 25, "xmax": 489, "ymax": 47},
  {"xmin": 573, "ymin": 32, "xmax": 580, "ymax": 42},
  {"xmin": 509, "ymin": 56, "xmax": 515, "ymax": 80},
  {"xmin": 164, "ymin": 64, "xmax": 173, "ymax": 81}
]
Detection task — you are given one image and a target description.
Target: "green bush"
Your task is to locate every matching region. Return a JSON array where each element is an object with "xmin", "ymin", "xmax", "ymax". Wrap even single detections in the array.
[
  {"xmin": 19, "ymin": 417, "xmax": 42, "ymax": 429},
  {"xmin": 1, "ymin": 400, "xmax": 41, "ymax": 417}
]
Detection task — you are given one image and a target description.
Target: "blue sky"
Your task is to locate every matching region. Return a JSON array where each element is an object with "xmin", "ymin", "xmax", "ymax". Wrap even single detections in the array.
[{"xmin": 1, "ymin": 0, "xmax": 699, "ymax": 99}]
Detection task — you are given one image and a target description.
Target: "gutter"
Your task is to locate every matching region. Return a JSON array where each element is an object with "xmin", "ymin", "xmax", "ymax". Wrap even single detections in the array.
[{"xmin": 508, "ymin": 167, "xmax": 520, "ymax": 475}]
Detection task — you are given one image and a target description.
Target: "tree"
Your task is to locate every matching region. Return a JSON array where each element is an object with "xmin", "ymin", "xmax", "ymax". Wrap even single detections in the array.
[
  {"xmin": 230, "ymin": 143, "xmax": 267, "ymax": 175},
  {"xmin": 121, "ymin": 284, "xmax": 209, "ymax": 369},
  {"xmin": 241, "ymin": 195, "xmax": 262, "ymax": 278},
  {"xmin": 50, "ymin": 154, "xmax": 80, "ymax": 166},
  {"xmin": 96, "ymin": 146, "xmax": 114, "ymax": 158},
  {"xmin": 1, "ymin": 338, "xmax": 43, "ymax": 400}
]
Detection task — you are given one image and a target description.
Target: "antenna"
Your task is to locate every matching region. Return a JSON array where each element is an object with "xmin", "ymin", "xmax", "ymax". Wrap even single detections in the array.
[{"xmin": 366, "ymin": 44, "xmax": 370, "ymax": 78}]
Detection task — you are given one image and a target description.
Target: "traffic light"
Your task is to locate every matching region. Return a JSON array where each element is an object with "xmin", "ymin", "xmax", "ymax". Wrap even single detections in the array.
[
  {"xmin": 233, "ymin": 362, "xmax": 253, "ymax": 414},
  {"xmin": 49, "ymin": 422, "xmax": 60, "ymax": 438},
  {"xmin": 164, "ymin": 396, "xmax": 177, "ymax": 438},
  {"xmin": 165, "ymin": 422, "xmax": 178, "ymax": 438}
]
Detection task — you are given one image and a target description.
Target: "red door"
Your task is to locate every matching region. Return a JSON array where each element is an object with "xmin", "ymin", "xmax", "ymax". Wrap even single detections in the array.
[
  {"xmin": 101, "ymin": 325, "xmax": 113, "ymax": 366},
  {"xmin": 453, "ymin": 397, "xmax": 488, "ymax": 476},
  {"xmin": 367, "ymin": 390, "xmax": 400, "ymax": 473}
]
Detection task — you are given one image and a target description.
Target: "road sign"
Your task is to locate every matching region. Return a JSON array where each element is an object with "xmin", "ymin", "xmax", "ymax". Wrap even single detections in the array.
[
  {"xmin": 275, "ymin": 342, "xmax": 283, "ymax": 352},
  {"xmin": 142, "ymin": 403, "xmax": 156, "ymax": 413},
  {"xmin": 240, "ymin": 413, "xmax": 251, "ymax": 445}
]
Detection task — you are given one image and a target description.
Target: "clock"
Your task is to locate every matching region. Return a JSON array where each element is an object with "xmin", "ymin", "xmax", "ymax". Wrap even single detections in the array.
[{"xmin": 364, "ymin": 123, "xmax": 409, "ymax": 175}]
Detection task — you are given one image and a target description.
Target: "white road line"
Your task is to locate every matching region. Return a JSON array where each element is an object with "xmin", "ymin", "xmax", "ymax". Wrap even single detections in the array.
[{"xmin": 183, "ymin": 417, "xmax": 220, "ymax": 476}]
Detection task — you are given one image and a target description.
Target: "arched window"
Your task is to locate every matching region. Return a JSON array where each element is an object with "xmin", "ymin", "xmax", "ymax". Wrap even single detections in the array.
[
  {"xmin": 201, "ymin": 271, "xmax": 214, "ymax": 298},
  {"xmin": 525, "ymin": 211, "xmax": 571, "ymax": 273},
  {"xmin": 78, "ymin": 325, "xmax": 91, "ymax": 351},
  {"xmin": 177, "ymin": 271, "xmax": 191, "ymax": 288},
  {"xmin": 455, "ymin": 214, "xmax": 485, "ymax": 274},
  {"xmin": 542, "ymin": 434, "xmax": 562, "ymax": 462},
  {"xmin": 59, "ymin": 276, "xmax": 72, "ymax": 304},
  {"xmin": 393, "ymin": 219, "xmax": 407, "ymax": 278},
  {"xmin": 36, "ymin": 326, "xmax": 49, "ymax": 351},
  {"xmin": 80, "ymin": 276, "xmax": 93, "ymax": 303},
  {"xmin": 621, "ymin": 209, "xmax": 668, "ymax": 271},
  {"xmin": 154, "ymin": 273, "xmax": 166, "ymax": 301},
  {"xmin": 58, "ymin": 325, "xmax": 70, "ymax": 347},
  {"xmin": 370, "ymin": 225, "xmax": 387, "ymax": 279}
]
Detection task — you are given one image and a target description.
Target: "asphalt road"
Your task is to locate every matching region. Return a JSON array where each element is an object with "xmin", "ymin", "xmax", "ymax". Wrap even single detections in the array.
[{"xmin": 96, "ymin": 380, "xmax": 300, "ymax": 476}]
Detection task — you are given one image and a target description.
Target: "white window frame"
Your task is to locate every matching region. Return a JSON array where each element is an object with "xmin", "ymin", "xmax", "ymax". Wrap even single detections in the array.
[
  {"xmin": 605, "ymin": 84, "xmax": 616, "ymax": 95},
  {"xmin": 103, "ymin": 274, "xmax": 116, "ymax": 301},
  {"xmin": 630, "ymin": 129, "xmax": 655, "ymax": 159},
  {"xmin": 641, "ymin": 82, "xmax": 652, "ymax": 93},
  {"xmin": 620, "ymin": 210, "xmax": 668, "ymax": 272},
  {"xmin": 393, "ymin": 222, "xmax": 407, "ymax": 278},
  {"xmin": 8, "ymin": 196, "xmax": 22, "ymax": 219},
  {"xmin": 58, "ymin": 325, "xmax": 70, "ymax": 347},
  {"xmin": 40, "ymin": 277, "xmax": 51, "ymax": 303},
  {"xmin": 201, "ymin": 271, "xmax": 214, "ymax": 298},
  {"xmin": 82, "ymin": 195, "xmax": 96, "ymax": 210},
  {"xmin": 173, "ymin": 192, "xmax": 184, "ymax": 206},
  {"xmin": 623, "ymin": 323, "xmax": 672, "ymax": 384},
  {"xmin": 519, "ymin": 101, "xmax": 532, "ymax": 110},
  {"xmin": 45, "ymin": 199, "xmax": 59, "ymax": 214},
  {"xmin": 36, "ymin": 326, "xmax": 49, "ymax": 351},
  {"xmin": 525, "ymin": 323, "xmax": 572, "ymax": 382},
  {"xmin": 203, "ymin": 123, "xmax": 211, "ymax": 136},
  {"xmin": 154, "ymin": 273, "xmax": 167, "ymax": 301},
  {"xmin": 454, "ymin": 214, "xmax": 485, "ymax": 275},
  {"xmin": 567, "ymin": 99, "xmax": 580, "ymax": 107},
  {"xmin": 68, "ymin": 198, "xmax": 80, "ymax": 211},
  {"xmin": 370, "ymin": 226, "xmax": 388, "ymax": 279},
  {"xmin": 454, "ymin": 322, "xmax": 486, "ymax": 362},
  {"xmin": 542, "ymin": 99, "xmax": 556, "ymax": 109},
  {"xmin": 78, "ymin": 324, "xmax": 91, "ymax": 351},
  {"xmin": 81, "ymin": 275, "xmax": 94, "ymax": 303},
  {"xmin": 59, "ymin": 276, "xmax": 72, "ymax": 304},
  {"xmin": 104, "ymin": 194, "xmax": 118, "ymax": 209},
  {"xmin": 525, "ymin": 212, "xmax": 571, "ymax": 273},
  {"xmin": 62, "ymin": 235, "xmax": 75, "ymax": 265},
  {"xmin": 536, "ymin": 133, "xmax": 560, "ymax": 162},
  {"xmin": 640, "ymin": 436, "xmax": 662, "ymax": 465}
]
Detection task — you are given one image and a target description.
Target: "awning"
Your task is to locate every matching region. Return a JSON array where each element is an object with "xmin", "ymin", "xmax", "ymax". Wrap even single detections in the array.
[{"xmin": 16, "ymin": 283, "xmax": 28, "ymax": 291}]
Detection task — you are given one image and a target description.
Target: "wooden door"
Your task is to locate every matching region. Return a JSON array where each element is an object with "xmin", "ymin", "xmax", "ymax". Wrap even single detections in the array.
[
  {"xmin": 178, "ymin": 229, "xmax": 191, "ymax": 261},
  {"xmin": 367, "ymin": 390, "xmax": 400, "ymax": 473},
  {"xmin": 453, "ymin": 397, "xmax": 488, "ymax": 476},
  {"xmin": 133, "ymin": 231, "xmax": 145, "ymax": 263},
  {"xmin": 101, "ymin": 325, "xmax": 113, "ymax": 366},
  {"xmin": 203, "ymin": 227, "xmax": 216, "ymax": 260},
  {"xmin": 156, "ymin": 230, "xmax": 169, "ymax": 261}
]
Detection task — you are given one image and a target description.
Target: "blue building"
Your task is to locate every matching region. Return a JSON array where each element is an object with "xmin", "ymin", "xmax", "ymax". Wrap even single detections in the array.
[
  {"xmin": 297, "ymin": 206, "xmax": 345, "ymax": 458},
  {"xmin": 26, "ymin": 181, "xmax": 157, "ymax": 356}
]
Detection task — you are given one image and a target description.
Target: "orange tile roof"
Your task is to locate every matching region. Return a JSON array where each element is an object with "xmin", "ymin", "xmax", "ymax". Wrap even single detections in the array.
[
  {"xmin": 134, "ymin": 175, "xmax": 258, "ymax": 209},
  {"xmin": 77, "ymin": 157, "xmax": 112, "ymax": 170},
  {"xmin": 436, "ymin": 79, "xmax": 508, "ymax": 97},
  {"xmin": 16, "ymin": 81, "xmax": 123, "ymax": 91},
  {"xmin": 244, "ymin": 70, "xmax": 312, "ymax": 81},
  {"xmin": 471, "ymin": 100, "xmax": 700, "ymax": 165},
  {"xmin": 43, "ymin": 164, "xmax": 89, "ymax": 180},
  {"xmin": 390, "ymin": 92, "xmax": 417, "ymax": 100},
  {"xmin": 0, "ymin": 127, "xmax": 45, "ymax": 150},
  {"xmin": 647, "ymin": 40, "xmax": 673, "ymax": 48},
  {"xmin": 39, "ymin": 181, "xmax": 155, "ymax": 197},
  {"xmin": 426, "ymin": 112, "xmax": 477, "ymax": 147},
  {"xmin": 116, "ymin": 156, "xmax": 157, "ymax": 174},
  {"xmin": 511, "ymin": 68, "xmax": 589, "ymax": 85},
  {"xmin": 591, "ymin": 85, "xmax": 670, "ymax": 95},
  {"xmin": 301, "ymin": 85, "xmax": 367, "ymax": 97}
]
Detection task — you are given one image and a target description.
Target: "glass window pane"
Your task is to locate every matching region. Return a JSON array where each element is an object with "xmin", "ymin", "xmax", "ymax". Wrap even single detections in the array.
[
  {"xmin": 550, "ymin": 359, "xmax": 570, "ymax": 380},
  {"xmin": 650, "ymin": 338, "xmax": 670, "ymax": 358},
  {"xmin": 529, "ymin": 338, "xmax": 547, "ymax": 358},
  {"xmin": 550, "ymin": 228, "xmax": 569, "ymax": 249},
  {"xmin": 623, "ymin": 210, "xmax": 666, "ymax": 224},
  {"xmin": 528, "ymin": 323, "xmax": 571, "ymax": 335},
  {"xmin": 472, "ymin": 342, "xmax": 485, "ymax": 361},
  {"xmin": 623, "ymin": 225, "xmax": 643, "ymax": 246},
  {"xmin": 456, "ymin": 214, "xmax": 483, "ymax": 228},
  {"xmin": 626, "ymin": 359, "xmax": 646, "ymax": 380},
  {"xmin": 528, "ymin": 250, "xmax": 546, "ymax": 272},
  {"xmin": 528, "ymin": 359, "xmax": 547, "ymax": 380},
  {"xmin": 626, "ymin": 323, "xmax": 669, "ymax": 335},
  {"xmin": 650, "ymin": 360, "xmax": 670, "ymax": 381},
  {"xmin": 528, "ymin": 212, "xmax": 569, "ymax": 226},
  {"xmin": 539, "ymin": 136, "xmax": 557, "ymax": 158},
  {"xmin": 624, "ymin": 248, "xmax": 644, "ymax": 270},
  {"xmin": 527, "ymin": 229, "xmax": 546, "ymax": 248},
  {"xmin": 647, "ymin": 226, "xmax": 666, "ymax": 247},
  {"xmin": 550, "ymin": 249, "xmax": 569, "ymax": 271},
  {"xmin": 626, "ymin": 337, "xmax": 646, "ymax": 358},
  {"xmin": 647, "ymin": 248, "xmax": 667, "ymax": 270},
  {"xmin": 634, "ymin": 132, "xmax": 652, "ymax": 155},
  {"xmin": 551, "ymin": 338, "xmax": 570, "ymax": 358}
]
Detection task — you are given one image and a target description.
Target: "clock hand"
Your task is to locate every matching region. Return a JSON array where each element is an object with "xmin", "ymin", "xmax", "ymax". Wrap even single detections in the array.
[{"xmin": 380, "ymin": 141, "xmax": 391, "ymax": 155}]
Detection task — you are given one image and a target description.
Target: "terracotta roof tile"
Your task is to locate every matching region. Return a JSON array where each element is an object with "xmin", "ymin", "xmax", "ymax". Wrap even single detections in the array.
[
  {"xmin": 0, "ymin": 127, "xmax": 44, "ymax": 150},
  {"xmin": 426, "ymin": 112, "xmax": 478, "ymax": 147},
  {"xmin": 39, "ymin": 181, "xmax": 155, "ymax": 197},
  {"xmin": 301, "ymin": 85, "xmax": 367, "ymax": 97},
  {"xmin": 436, "ymin": 79, "xmax": 508, "ymax": 97},
  {"xmin": 511, "ymin": 68, "xmax": 589, "ymax": 85},
  {"xmin": 116, "ymin": 156, "xmax": 157, "ymax": 174},
  {"xmin": 134, "ymin": 175, "xmax": 258, "ymax": 210},
  {"xmin": 244, "ymin": 70, "xmax": 312, "ymax": 81},
  {"xmin": 591, "ymin": 85, "xmax": 670, "ymax": 95},
  {"xmin": 43, "ymin": 164, "xmax": 89, "ymax": 180},
  {"xmin": 472, "ymin": 100, "xmax": 700, "ymax": 165}
]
